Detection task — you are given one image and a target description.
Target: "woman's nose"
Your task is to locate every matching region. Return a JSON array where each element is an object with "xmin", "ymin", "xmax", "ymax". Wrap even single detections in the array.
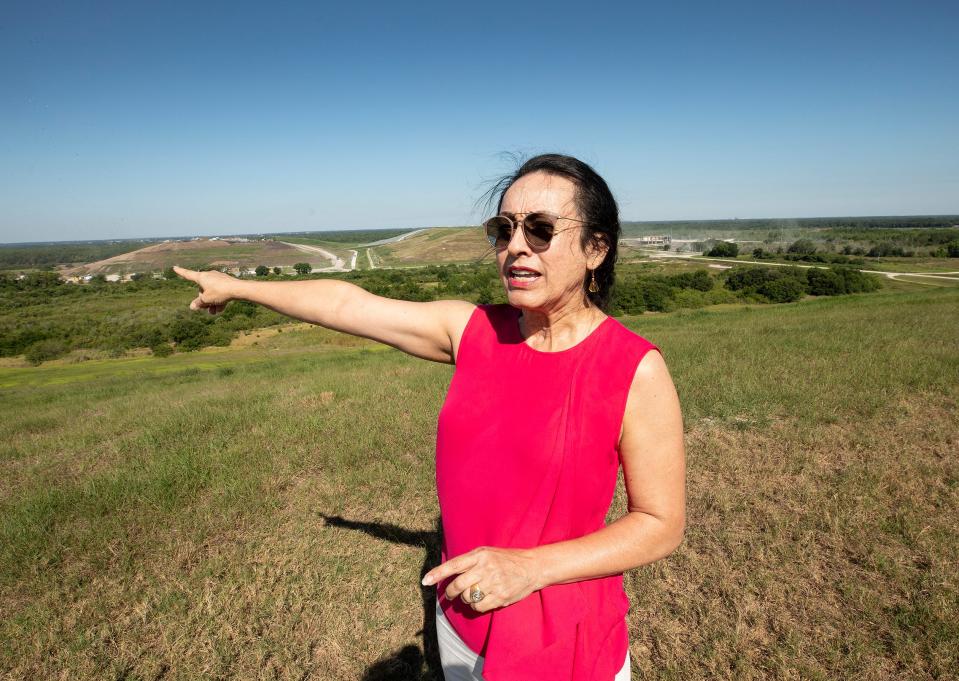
[{"xmin": 506, "ymin": 219, "xmax": 532, "ymax": 255}]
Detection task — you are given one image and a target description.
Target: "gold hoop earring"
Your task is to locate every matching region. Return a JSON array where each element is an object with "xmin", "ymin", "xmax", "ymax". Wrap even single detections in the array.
[{"xmin": 588, "ymin": 269, "xmax": 599, "ymax": 293}]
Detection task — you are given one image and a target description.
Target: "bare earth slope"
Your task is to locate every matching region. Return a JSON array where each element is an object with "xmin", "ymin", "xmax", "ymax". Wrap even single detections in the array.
[
  {"xmin": 62, "ymin": 239, "xmax": 344, "ymax": 276},
  {"xmin": 60, "ymin": 228, "xmax": 490, "ymax": 275}
]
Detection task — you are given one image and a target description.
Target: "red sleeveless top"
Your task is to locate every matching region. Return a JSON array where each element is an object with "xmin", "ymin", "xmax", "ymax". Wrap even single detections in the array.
[{"xmin": 435, "ymin": 303, "xmax": 661, "ymax": 681}]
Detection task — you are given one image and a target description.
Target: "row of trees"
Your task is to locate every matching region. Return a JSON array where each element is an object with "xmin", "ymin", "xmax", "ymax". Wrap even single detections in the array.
[
  {"xmin": 0, "ymin": 241, "xmax": 154, "ymax": 268},
  {"xmin": 251, "ymin": 263, "xmax": 312, "ymax": 276},
  {"xmin": 607, "ymin": 264, "xmax": 880, "ymax": 314},
  {"xmin": 705, "ymin": 236, "xmax": 959, "ymax": 261},
  {"xmin": 723, "ymin": 265, "xmax": 880, "ymax": 302}
]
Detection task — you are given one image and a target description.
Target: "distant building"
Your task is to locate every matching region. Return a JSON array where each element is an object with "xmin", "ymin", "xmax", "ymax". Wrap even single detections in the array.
[{"xmin": 635, "ymin": 235, "xmax": 672, "ymax": 245}]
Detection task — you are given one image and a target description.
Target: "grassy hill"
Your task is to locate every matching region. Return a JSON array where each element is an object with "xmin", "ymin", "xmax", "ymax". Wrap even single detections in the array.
[
  {"xmin": 1, "ymin": 286, "xmax": 956, "ymax": 679},
  {"xmin": 367, "ymin": 227, "xmax": 491, "ymax": 267}
]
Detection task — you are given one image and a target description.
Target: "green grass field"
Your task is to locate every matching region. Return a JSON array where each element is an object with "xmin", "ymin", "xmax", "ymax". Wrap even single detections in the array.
[{"xmin": 1, "ymin": 287, "xmax": 957, "ymax": 679}]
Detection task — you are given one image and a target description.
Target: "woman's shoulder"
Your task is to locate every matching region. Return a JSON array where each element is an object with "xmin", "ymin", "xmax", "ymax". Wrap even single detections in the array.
[
  {"xmin": 450, "ymin": 303, "xmax": 516, "ymax": 364},
  {"xmin": 605, "ymin": 315, "xmax": 661, "ymax": 355}
]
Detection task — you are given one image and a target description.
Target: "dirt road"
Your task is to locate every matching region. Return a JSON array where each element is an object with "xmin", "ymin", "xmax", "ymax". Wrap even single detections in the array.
[{"xmin": 278, "ymin": 242, "xmax": 349, "ymax": 271}]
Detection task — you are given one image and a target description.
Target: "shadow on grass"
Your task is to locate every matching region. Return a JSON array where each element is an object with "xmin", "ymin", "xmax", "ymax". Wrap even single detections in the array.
[{"xmin": 321, "ymin": 513, "xmax": 446, "ymax": 681}]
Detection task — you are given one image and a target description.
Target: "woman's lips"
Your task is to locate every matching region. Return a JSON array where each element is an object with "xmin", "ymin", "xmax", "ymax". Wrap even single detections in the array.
[{"xmin": 507, "ymin": 272, "xmax": 541, "ymax": 288}]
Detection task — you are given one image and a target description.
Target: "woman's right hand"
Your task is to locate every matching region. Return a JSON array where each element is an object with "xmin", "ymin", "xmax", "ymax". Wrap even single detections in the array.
[{"xmin": 172, "ymin": 265, "xmax": 242, "ymax": 315}]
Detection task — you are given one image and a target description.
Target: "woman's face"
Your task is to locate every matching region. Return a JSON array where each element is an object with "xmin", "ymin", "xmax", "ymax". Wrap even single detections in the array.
[{"xmin": 496, "ymin": 171, "xmax": 605, "ymax": 314}]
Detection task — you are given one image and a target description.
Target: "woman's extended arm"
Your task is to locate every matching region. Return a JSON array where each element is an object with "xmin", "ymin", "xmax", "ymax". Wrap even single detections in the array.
[
  {"xmin": 172, "ymin": 266, "xmax": 476, "ymax": 364},
  {"xmin": 422, "ymin": 348, "xmax": 685, "ymax": 607}
]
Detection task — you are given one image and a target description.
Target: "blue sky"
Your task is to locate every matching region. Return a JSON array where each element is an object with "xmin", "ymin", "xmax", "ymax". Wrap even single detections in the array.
[{"xmin": 1, "ymin": 1, "xmax": 957, "ymax": 243}]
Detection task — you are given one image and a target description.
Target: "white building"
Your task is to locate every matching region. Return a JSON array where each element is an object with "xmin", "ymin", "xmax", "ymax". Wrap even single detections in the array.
[{"xmin": 635, "ymin": 235, "xmax": 672, "ymax": 245}]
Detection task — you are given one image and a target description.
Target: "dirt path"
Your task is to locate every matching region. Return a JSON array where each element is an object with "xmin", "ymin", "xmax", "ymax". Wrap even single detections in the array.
[{"xmin": 278, "ymin": 242, "xmax": 349, "ymax": 271}]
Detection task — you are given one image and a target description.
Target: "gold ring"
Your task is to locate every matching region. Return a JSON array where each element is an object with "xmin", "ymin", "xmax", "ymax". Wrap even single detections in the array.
[{"xmin": 469, "ymin": 585, "xmax": 485, "ymax": 603}]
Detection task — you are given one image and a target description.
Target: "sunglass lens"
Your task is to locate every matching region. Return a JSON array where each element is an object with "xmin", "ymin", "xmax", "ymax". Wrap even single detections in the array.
[
  {"xmin": 485, "ymin": 216, "xmax": 513, "ymax": 248},
  {"xmin": 524, "ymin": 214, "xmax": 556, "ymax": 250}
]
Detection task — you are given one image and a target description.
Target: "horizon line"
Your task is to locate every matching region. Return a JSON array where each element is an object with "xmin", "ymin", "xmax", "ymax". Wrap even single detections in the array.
[{"xmin": 3, "ymin": 212, "xmax": 958, "ymax": 247}]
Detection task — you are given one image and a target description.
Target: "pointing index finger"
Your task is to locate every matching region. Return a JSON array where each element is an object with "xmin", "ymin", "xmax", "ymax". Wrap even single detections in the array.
[
  {"xmin": 172, "ymin": 265, "xmax": 198, "ymax": 282},
  {"xmin": 422, "ymin": 553, "xmax": 476, "ymax": 586}
]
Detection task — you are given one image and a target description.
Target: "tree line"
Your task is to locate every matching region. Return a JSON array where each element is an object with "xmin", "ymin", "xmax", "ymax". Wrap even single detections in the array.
[
  {"xmin": 703, "ymin": 234, "xmax": 959, "ymax": 261},
  {"xmin": 624, "ymin": 216, "xmax": 959, "ymax": 233}
]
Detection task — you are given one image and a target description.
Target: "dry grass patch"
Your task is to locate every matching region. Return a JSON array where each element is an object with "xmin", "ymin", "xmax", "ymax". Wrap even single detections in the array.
[{"xmin": 620, "ymin": 392, "xmax": 957, "ymax": 680}]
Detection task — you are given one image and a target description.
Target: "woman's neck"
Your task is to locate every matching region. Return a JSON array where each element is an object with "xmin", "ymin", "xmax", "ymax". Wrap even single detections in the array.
[{"xmin": 518, "ymin": 299, "xmax": 606, "ymax": 350}]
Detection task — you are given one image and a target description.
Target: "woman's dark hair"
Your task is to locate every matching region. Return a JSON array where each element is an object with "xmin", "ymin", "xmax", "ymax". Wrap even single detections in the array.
[{"xmin": 482, "ymin": 153, "xmax": 620, "ymax": 311}]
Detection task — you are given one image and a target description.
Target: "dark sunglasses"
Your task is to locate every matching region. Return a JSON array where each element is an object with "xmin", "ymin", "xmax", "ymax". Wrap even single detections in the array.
[{"xmin": 483, "ymin": 212, "xmax": 587, "ymax": 252}]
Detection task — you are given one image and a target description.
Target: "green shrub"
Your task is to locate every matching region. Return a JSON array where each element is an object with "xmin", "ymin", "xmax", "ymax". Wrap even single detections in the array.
[
  {"xmin": 476, "ymin": 287, "xmax": 494, "ymax": 305},
  {"xmin": 667, "ymin": 269, "xmax": 714, "ymax": 291},
  {"xmin": 788, "ymin": 239, "xmax": 817, "ymax": 255},
  {"xmin": 703, "ymin": 288, "xmax": 739, "ymax": 305},
  {"xmin": 672, "ymin": 288, "xmax": 709, "ymax": 309},
  {"xmin": 758, "ymin": 277, "xmax": 806, "ymax": 303},
  {"xmin": 25, "ymin": 339, "xmax": 69, "ymax": 365},
  {"xmin": 724, "ymin": 265, "xmax": 808, "ymax": 303},
  {"xmin": 169, "ymin": 310, "xmax": 213, "ymax": 351},
  {"xmin": 707, "ymin": 242, "xmax": 739, "ymax": 257},
  {"xmin": 724, "ymin": 266, "xmax": 784, "ymax": 291},
  {"xmin": 205, "ymin": 327, "xmax": 234, "ymax": 347},
  {"xmin": 609, "ymin": 284, "xmax": 645, "ymax": 316},
  {"xmin": 150, "ymin": 343, "xmax": 174, "ymax": 357},
  {"xmin": 834, "ymin": 267, "xmax": 882, "ymax": 293},
  {"xmin": 807, "ymin": 268, "xmax": 846, "ymax": 296},
  {"xmin": 642, "ymin": 280, "xmax": 676, "ymax": 312},
  {"xmin": 221, "ymin": 301, "xmax": 257, "ymax": 319}
]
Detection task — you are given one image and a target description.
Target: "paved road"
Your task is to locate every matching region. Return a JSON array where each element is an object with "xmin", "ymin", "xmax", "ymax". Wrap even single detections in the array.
[{"xmin": 360, "ymin": 228, "xmax": 428, "ymax": 247}]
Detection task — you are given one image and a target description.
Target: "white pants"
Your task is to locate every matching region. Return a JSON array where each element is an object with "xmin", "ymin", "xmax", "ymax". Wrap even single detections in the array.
[{"xmin": 435, "ymin": 597, "xmax": 631, "ymax": 680}]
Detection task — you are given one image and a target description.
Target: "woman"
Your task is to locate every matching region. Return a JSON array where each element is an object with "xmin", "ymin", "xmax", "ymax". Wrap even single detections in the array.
[{"xmin": 174, "ymin": 153, "xmax": 686, "ymax": 681}]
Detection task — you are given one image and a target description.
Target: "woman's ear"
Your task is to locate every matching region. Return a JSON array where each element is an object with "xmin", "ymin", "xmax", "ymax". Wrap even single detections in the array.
[{"xmin": 586, "ymin": 233, "xmax": 610, "ymax": 270}]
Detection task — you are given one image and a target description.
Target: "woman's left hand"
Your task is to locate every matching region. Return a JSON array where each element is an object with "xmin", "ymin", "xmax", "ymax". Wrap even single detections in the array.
[{"xmin": 422, "ymin": 546, "xmax": 543, "ymax": 613}]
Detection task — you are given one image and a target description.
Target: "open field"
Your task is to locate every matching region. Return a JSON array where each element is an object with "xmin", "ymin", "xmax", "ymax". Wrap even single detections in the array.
[{"xmin": 1, "ymin": 286, "xmax": 956, "ymax": 679}]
